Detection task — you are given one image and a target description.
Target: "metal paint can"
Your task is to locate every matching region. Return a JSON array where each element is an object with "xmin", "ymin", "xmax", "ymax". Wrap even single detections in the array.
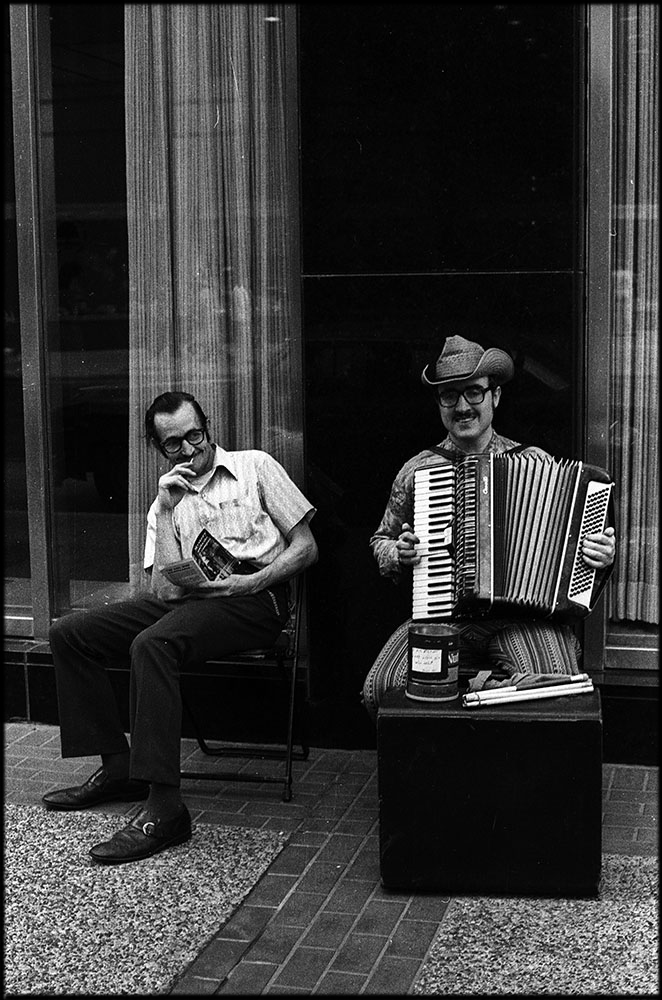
[{"xmin": 406, "ymin": 622, "xmax": 460, "ymax": 702}]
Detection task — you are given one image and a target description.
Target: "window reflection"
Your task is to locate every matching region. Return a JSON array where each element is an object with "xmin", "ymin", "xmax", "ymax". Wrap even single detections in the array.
[{"xmin": 47, "ymin": 4, "xmax": 130, "ymax": 611}]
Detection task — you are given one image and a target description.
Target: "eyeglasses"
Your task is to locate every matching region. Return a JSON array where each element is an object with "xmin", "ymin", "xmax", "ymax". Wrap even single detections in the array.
[
  {"xmin": 437, "ymin": 385, "xmax": 494, "ymax": 408},
  {"xmin": 160, "ymin": 428, "xmax": 206, "ymax": 455}
]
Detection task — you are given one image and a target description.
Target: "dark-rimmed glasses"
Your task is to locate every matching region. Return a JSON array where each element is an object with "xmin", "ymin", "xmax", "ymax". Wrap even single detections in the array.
[
  {"xmin": 437, "ymin": 385, "xmax": 494, "ymax": 408},
  {"xmin": 160, "ymin": 428, "xmax": 206, "ymax": 455}
]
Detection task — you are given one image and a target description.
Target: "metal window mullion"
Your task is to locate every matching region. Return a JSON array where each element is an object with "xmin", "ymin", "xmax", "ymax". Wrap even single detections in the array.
[
  {"xmin": 583, "ymin": 4, "xmax": 614, "ymax": 674},
  {"xmin": 9, "ymin": 5, "xmax": 57, "ymax": 639}
]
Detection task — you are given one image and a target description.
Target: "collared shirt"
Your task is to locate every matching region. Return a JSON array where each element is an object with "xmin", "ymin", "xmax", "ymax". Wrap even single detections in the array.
[
  {"xmin": 370, "ymin": 430, "xmax": 548, "ymax": 579},
  {"xmin": 144, "ymin": 445, "xmax": 316, "ymax": 570}
]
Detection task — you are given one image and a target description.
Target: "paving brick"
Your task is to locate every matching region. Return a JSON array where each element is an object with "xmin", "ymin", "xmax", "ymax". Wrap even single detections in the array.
[
  {"xmin": 385, "ymin": 918, "xmax": 440, "ymax": 959},
  {"xmin": 333, "ymin": 815, "xmax": 378, "ymax": 837},
  {"xmin": 311, "ymin": 835, "xmax": 366, "ymax": 868},
  {"xmin": 243, "ymin": 922, "xmax": 303, "ymax": 964},
  {"xmin": 364, "ymin": 954, "xmax": 424, "ymax": 994},
  {"xmin": 270, "ymin": 891, "xmax": 327, "ymax": 927},
  {"xmin": 402, "ymin": 895, "xmax": 451, "ymax": 921},
  {"xmin": 267, "ymin": 843, "xmax": 320, "ymax": 875},
  {"xmin": 11, "ymin": 728, "xmax": 60, "ymax": 747},
  {"xmin": 300, "ymin": 910, "xmax": 357, "ymax": 949},
  {"xmin": 605, "ymin": 787, "xmax": 653, "ymax": 803},
  {"xmin": 183, "ymin": 793, "xmax": 246, "ymax": 813},
  {"xmin": 262, "ymin": 816, "xmax": 307, "ymax": 834},
  {"xmin": 296, "ymin": 816, "xmax": 337, "ymax": 833},
  {"xmin": 186, "ymin": 937, "xmax": 249, "ymax": 980},
  {"xmin": 351, "ymin": 898, "xmax": 407, "ymax": 937},
  {"xmin": 315, "ymin": 970, "xmax": 368, "ymax": 993},
  {"xmin": 264, "ymin": 986, "xmax": 310, "ymax": 994},
  {"xmin": 343, "ymin": 841, "xmax": 381, "ymax": 880},
  {"xmin": 602, "ymin": 827, "xmax": 637, "ymax": 847},
  {"xmin": 602, "ymin": 804, "xmax": 645, "ymax": 822},
  {"xmin": 295, "ymin": 860, "xmax": 345, "ymax": 894},
  {"xmin": 217, "ymin": 904, "xmax": 275, "ymax": 942},
  {"xmin": 329, "ymin": 932, "xmax": 386, "ymax": 974},
  {"xmin": 612, "ymin": 767, "xmax": 647, "ymax": 789},
  {"xmin": 287, "ymin": 829, "xmax": 329, "ymax": 848},
  {"xmin": 169, "ymin": 973, "xmax": 220, "ymax": 994},
  {"xmin": 272, "ymin": 945, "xmax": 334, "ymax": 989},
  {"xmin": 217, "ymin": 960, "xmax": 279, "ymax": 994},
  {"xmin": 242, "ymin": 872, "xmax": 299, "ymax": 906},
  {"xmin": 243, "ymin": 799, "xmax": 308, "ymax": 818},
  {"xmin": 323, "ymin": 878, "xmax": 375, "ymax": 914}
]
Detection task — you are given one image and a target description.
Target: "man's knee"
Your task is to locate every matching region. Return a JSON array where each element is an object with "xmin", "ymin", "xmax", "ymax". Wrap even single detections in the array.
[
  {"xmin": 49, "ymin": 610, "xmax": 86, "ymax": 651},
  {"xmin": 129, "ymin": 626, "xmax": 180, "ymax": 668}
]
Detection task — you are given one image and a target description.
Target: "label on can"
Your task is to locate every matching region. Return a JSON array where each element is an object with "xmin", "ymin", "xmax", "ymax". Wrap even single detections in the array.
[{"xmin": 411, "ymin": 646, "xmax": 446, "ymax": 675}]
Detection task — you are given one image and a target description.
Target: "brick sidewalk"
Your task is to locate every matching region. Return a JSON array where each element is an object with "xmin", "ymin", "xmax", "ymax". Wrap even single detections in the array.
[{"xmin": 4, "ymin": 721, "xmax": 658, "ymax": 994}]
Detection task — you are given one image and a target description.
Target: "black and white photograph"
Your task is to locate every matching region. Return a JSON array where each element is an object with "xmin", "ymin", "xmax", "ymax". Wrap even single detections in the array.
[{"xmin": 4, "ymin": 4, "xmax": 658, "ymax": 994}]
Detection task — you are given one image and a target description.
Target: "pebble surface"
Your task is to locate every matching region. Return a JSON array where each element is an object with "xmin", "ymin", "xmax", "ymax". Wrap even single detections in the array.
[
  {"xmin": 4, "ymin": 803, "xmax": 287, "ymax": 995},
  {"xmin": 412, "ymin": 854, "xmax": 659, "ymax": 995}
]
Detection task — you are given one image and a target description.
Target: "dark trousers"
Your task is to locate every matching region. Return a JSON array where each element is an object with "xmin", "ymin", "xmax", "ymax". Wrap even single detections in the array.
[{"xmin": 48, "ymin": 584, "xmax": 290, "ymax": 786}]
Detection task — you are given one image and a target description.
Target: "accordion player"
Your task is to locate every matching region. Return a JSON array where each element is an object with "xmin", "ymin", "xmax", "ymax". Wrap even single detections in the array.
[{"xmin": 412, "ymin": 451, "xmax": 615, "ymax": 624}]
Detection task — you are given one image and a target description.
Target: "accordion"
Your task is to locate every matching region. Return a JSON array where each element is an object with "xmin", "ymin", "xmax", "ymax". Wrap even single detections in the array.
[{"xmin": 412, "ymin": 452, "xmax": 614, "ymax": 623}]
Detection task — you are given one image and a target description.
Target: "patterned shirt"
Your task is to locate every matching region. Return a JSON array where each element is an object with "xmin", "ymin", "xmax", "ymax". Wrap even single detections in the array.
[
  {"xmin": 370, "ymin": 431, "xmax": 549, "ymax": 579},
  {"xmin": 144, "ymin": 446, "xmax": 316, "ymax": 570}
]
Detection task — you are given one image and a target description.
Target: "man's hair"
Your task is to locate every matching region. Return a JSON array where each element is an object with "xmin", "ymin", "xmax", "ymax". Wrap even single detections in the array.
[{"xmin": 144, "ymin": 391, "xmax": 209, "ymax": 443}]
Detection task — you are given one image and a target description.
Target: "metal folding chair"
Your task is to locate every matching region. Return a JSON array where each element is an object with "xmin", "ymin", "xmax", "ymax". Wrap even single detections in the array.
[{"xmin": 179, "ymin": 576, "xmax": 308, "ymax": 801}]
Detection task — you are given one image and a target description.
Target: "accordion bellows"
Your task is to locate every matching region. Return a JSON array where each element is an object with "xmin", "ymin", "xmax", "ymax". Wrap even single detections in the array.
[{"xmin": 413, "ymin": 453, "xmax": 614, "ymax": 623}]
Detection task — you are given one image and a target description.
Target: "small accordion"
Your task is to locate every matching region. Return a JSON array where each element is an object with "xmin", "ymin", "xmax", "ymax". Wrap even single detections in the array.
[{"xmin": 412, "ymin": 452, "xmax": 614, "ymax": 623}]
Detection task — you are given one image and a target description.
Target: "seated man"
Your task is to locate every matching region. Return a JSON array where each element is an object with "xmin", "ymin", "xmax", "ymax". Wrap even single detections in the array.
[
  {"xmin": 44, "ymin": 390, "xmax": 318, "ymax": 864},
  {"xmin": 362, "ymin": 335, "xmax": 615, "ymax": 721}
]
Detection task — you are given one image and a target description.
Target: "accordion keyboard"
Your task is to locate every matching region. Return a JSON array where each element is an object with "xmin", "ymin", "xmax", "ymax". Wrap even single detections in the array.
[{"xmin": 412, "ymin": 463, "xmax": 456, "ymax": 620}]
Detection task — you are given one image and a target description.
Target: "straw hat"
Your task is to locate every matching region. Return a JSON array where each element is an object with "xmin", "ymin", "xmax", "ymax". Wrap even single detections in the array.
[{"xmin": 421, "ymin": 335, "xmax": 514, "ymax": 388}]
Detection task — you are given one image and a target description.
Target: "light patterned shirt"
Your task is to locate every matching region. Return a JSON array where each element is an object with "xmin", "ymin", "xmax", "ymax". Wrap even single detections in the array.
[
  {"xmin": 144, "ymin": 445, "xmax": 315, "ymax": 570},
  {"xmin": 370, "ymin": 431, "xmax": 549, "ymax": 579}
]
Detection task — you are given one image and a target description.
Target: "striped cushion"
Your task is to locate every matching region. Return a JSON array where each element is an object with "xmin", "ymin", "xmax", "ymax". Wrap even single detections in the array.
[{"xmin": 487, "ymin": 622, "xmax": 582, "ymax": 678}]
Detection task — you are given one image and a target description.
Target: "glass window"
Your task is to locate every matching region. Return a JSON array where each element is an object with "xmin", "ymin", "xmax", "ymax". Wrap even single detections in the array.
[
  {"xmin": 300, "ymin": 5, "xmax": 581, "ymax": 713},
  {"xmin": 48, "ymin": 5, "xmax": 130, "ymax": 612},
  {"xmin": 300, "ymin": 4, "xmax": 577, "ymax": 275},
  {"xmin": 7, "ymin": 4, "xmax": 129, "ymax": 635}
]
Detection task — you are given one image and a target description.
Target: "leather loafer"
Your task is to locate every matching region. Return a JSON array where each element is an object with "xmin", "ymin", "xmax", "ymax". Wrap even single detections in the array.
[
  {"xmin": 89, "ymin": 805, "xmax": 192, "ymax": 864},
  {"xmin": 42, "ymin": 766, "xmax": 149, "ymax": 811}
]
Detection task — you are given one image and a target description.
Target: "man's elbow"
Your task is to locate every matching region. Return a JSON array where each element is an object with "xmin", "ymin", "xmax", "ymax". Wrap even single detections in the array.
[{"xmin": 304, "ymin": 538, "xmax": 319, "ymax": 569}]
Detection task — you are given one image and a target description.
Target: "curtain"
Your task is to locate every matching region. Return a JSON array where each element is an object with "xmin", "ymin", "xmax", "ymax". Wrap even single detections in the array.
[
  {"xmin": 609, "ymin": 5, "xmax": 659, "ymax": 623},
  {"xmin": 124, "ymin": 4, "xmax": 299, "ymax": 590}
]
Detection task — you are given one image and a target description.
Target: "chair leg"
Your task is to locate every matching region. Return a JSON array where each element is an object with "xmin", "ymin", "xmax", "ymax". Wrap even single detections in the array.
[
  {"xmin": 179, "ymin": 660, "xmax": 306, "ymax": 800},
  {"xmin": 282, "ymin": 658, "xmax": 297, "ymax": 801}
]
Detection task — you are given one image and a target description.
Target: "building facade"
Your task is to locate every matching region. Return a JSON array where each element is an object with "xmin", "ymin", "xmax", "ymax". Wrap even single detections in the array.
[{"xmin": 5, "ymin": 4, "xmax": 659, "ymax": 761}]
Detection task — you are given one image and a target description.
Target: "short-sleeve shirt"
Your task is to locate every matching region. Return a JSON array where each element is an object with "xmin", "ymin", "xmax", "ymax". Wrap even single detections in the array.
[
  {"xmin": 144, "ymin": 446, "xmax": 316, "ymax": 570},
  {"xmin": 370, "ymin": 431, "xmax": 549, "ymax": 579}
]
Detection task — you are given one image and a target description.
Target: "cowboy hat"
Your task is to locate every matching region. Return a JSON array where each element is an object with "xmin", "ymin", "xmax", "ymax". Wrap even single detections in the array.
[{"xmin": 421, "ymin": 335, "xmax": 514, "ymax": 388}]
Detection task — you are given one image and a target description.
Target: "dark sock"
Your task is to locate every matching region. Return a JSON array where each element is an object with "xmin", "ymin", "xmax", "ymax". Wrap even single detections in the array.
[
  {"xmin": 145, "ymin": 782, "xmax": 184, "ymax": 819},
  {"xmin": 100, "ymin": 752, "xmax": 131, "ymax": 781}
]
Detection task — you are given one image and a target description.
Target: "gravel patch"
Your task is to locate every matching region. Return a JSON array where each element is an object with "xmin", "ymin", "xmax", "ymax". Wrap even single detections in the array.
[
  {"xmin": 4, "ymin": 803, "xmax": 287, "ymax": 995},
  {"xmin": 412, "ymin": 854, "xmax": 659, "ymax": 995}
]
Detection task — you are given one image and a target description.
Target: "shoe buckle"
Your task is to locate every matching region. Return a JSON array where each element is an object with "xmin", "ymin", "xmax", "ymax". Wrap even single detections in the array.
[{"xmin": 142, "ymin": 821, "xmax": 156, "ymax": 837}]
